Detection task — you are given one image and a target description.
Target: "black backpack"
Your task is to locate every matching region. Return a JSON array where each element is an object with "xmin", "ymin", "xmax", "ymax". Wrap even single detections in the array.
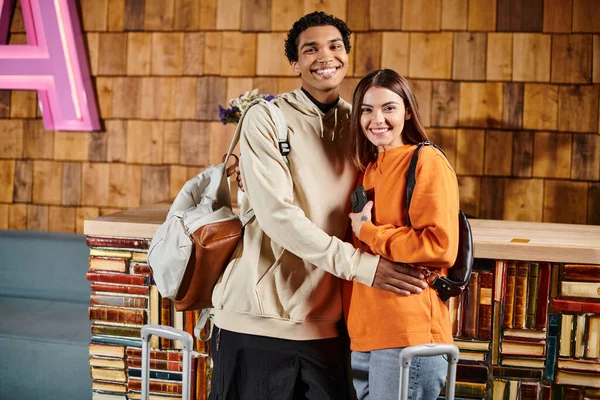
[{"xmin": 406, "ymin": 141, "xmax": 474, "ymax": 302}]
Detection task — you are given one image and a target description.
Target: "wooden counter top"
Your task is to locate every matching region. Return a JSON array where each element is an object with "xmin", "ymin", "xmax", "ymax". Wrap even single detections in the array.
[{"xmin": 85, "ymin": 204, "xmax": 600, "ymax": 264}]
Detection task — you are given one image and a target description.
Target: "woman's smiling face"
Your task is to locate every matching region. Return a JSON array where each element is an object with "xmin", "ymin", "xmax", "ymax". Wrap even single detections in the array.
[{"xmin": 360, "ymin": 86, "xmax": 411, "ymax": 151}]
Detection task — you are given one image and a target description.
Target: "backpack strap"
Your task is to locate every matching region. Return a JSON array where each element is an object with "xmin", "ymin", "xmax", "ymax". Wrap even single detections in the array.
[
  {"xmin": 406, "ymin": 141, "xmax": 447, "ymax": 227},
  {"xmin": 263, "ymin": 100, "xmax": 290, "ymax": 164},
  {"xmin": 225, "ymin": 99, "xmax": 290, "ymax": 165}
]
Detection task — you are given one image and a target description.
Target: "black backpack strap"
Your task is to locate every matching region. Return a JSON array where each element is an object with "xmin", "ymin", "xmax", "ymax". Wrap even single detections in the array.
[{"xmin": 406, "ymin": 141, "xmax": 447, "ymax": 227}]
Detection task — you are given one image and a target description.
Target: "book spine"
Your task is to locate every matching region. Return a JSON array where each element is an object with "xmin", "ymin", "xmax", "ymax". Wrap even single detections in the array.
[
  {"xmin": 126, "ymin": 347, "xmax": 184, "ymax": 361},
  {"xmin": 575, "ymin": 314, "xmax": 586, "ymax": 358},
  {"xmin": 128, "ymin": 367, "xmax": 183, "ymax": 381},
  {"xmin": 494, "ymin": 260, "xmax": 506, "ymax": 302},
  {"xmin": 526, "ymin": 262, "xmax": 540, "ymax": 328},
  {"xmin": 562, "ymin": 264, "xmax": 600, "ymax": 282},
  {"xmin": 91, "ymin": 324, "xmax": 142, "ymax": 338},
  {"xmin": 563, "ymin": 386, "xmax": 584, "ymax": 400},
  {"xmin": 478, "ymin": 271, "xmax": 493, "ymax": 340},
  {"xmin": 519, "ymin": 382, "xmax": 540, "ymax": 400},
  {"xmin": 149, "ymin": 285, "xmax": 159, "ymax": 348},
  {"xmin": 86, "ymin": 236, "xmax": 150, "ymax": 249},
  {"xmin": 541, "ymin": 384, "xmax": 552, "ymax": 400},
  {"xmin": 160, "ymin": 297, "xmax": 173, "ymax": 350},
  {"xmin": 560, "ymin": 314, "xmax": 574, "ymax": 357},
  {"xmin": 560, "ymin": 281, "xmax": 600, "ymax": 299},
  {"xmin": 503, "ymin": 261, "xmax": 517, "ymax": 328},
  {"xmin": 86, "ymin": 271, "xmax": 150, "ymax": 286},
  {"xmin": 92, "ymin": 334, "xmax": 142, "ymax": 348},
  {"xmin": 452, "ymin": 382, "xmax": 486, "ymax": 398},
  {"xmin": 88, "ymin": 343, "xmax": 125, "ymax": 358},
  {"xmin": 552, "ymin": 299, "xmax": 600, "ymax": 313},
  {"xmin": 585, "ymin": 315, "xmax": 600, "ymax": 359},
  {"xmin": 456, "ymin": 363, "xmax": 489, "ymax": 383},
  {"xmin": 90, "ymin": 367, "xmax": 127, "ymax": 382},
  {"xmin": 492, "ymin": 366, "xmax": 544, "ymax": 379},
  {"xmin": 90, "ymin": 294, "xmax": 147, "ymax": 308},
  {"xmin": 127, "ymin": 377, "xmax": 183, "ymax": 394},
  {"xmin": 90, "ymin": 283, "xmax": 148, "ymax": 296},
  {"xmin": 461, "ymin": 271, "xmax": 479, "ymax": 338},
  {"xmin": 89, "ymin": 256, "xmax": 129, "ymax": 273},
  {"xmin": 535, "ymin": 263, "xmax": 551, "ymax": 330},
  {"xmin": 89, "ymin": 306, "xmax": 146, "ymax": 325},
  {"xmin": 127, "ymin": 357, "xmax": 184, "ymax": 372},
  {"xmin": 132, "ymin": 262, "xmax": 152, "ymax": 275},
  {"xmin": 513, "ymin": 262, "xmax": 529, "ymax": 329},
  {"xmin": 492, "ymin": 301, "xmax": 502, "ymax": 365}
]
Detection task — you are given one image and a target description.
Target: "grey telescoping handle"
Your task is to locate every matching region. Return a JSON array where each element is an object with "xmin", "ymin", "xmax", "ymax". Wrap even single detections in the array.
[
  {"xmin": 141, "ymin": 325, "xmax": 194, "ymax": 400},
  {"xmin": 398, "ymin": 344, "xmax": 460, "ymax": 400}
]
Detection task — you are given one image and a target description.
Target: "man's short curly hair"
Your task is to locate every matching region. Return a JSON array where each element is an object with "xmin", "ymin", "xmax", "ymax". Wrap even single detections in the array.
[{"xmin": 284, "ymin": 11, "xmax": 352, "ymax": 63}]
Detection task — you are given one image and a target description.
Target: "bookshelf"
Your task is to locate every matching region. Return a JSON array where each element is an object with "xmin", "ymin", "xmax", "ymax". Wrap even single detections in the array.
[{"xmin": 85, "ymin": 203, "xmax": 600, "ymax": 400}]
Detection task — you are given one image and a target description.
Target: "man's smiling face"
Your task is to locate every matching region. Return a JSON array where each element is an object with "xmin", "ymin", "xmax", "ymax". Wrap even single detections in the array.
[{"xmin": 292, "ymin": 25, "xmax": 349, "ymax": 104}]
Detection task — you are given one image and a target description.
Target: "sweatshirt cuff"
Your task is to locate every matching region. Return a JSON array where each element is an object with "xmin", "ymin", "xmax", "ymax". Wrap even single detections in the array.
[
  {"xmin": 353, "ymin": 251, "xmax": 379, "ymax": 287},
  {"xmin": 358, "ymin": 221, "xmax": 378, "ymax": 248}
]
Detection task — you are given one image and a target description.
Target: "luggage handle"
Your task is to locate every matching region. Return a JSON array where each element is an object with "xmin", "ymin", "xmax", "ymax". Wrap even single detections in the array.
[
  {"xmin": 141, "ymin": 325, "xmax": 194, "ymax": 400},
  {"xmin": 398, "ymin": 344, "xmax": 460, "ymax": 400}
]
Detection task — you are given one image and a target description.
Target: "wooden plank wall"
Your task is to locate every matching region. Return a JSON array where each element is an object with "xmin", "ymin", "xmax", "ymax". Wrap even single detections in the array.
[{"xmin": 0, "ymin": 0, "xmax": 599, "ymax": 233}]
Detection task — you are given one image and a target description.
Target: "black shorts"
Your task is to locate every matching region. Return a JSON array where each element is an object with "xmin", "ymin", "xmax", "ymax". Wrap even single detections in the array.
[{"xmin": 209, "ymin": 327, "xmax": 350, "ymax": 400}]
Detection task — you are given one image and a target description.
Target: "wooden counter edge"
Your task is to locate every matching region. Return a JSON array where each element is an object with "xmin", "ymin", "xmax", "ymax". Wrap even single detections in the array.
[{"xmin": 84, "ymin": 205, "xmax": 600, "ymax": 264}]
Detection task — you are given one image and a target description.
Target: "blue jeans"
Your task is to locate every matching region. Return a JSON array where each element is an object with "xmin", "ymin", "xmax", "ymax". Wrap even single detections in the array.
[{"xmin": 351, "ymin": 348, "xmax": 447, "ymax": 400}]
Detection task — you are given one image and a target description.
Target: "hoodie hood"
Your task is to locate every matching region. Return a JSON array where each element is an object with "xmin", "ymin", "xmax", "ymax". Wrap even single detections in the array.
[{"xmin": 277, "ymin": 88, "xmax": 351, "ymax": 140}]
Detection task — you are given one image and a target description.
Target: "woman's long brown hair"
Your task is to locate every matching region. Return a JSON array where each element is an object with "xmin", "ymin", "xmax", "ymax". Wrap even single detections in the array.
[{"xmin": 349, "ymin": 69, "xmax": 429, "ymax": 170}]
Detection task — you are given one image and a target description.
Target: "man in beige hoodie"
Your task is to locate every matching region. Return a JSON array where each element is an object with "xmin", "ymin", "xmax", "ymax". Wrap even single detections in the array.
[{"xmin": 210, "ymin": 12, "xmax": 427, "ymax": 399}]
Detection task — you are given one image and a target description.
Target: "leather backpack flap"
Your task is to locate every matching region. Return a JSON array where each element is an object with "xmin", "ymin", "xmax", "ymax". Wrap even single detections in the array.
[{"xmin": 174, "ymin": 218, "xmax": 243, "ymax": 311}]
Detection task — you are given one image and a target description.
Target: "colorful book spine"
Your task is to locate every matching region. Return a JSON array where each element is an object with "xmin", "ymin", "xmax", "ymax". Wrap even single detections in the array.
[
  {"xmin": 89, "ymin": 256, "xmax": 128, "ymax": 273},
  {"xmin": 90, "ymin": 283, "xmax": 148, "ymax": 296},
  {"xmin": 88, "ymin": 306, "xmax": 147, "ymax": 325},
  {"xmin": 513, "ymin": 262, "xmax": 529, "ymax": 329},
  {"xmin": 127, "ymin": 357, "xmax": 184, "ymax": 372},
  {"xmin": 132, "ymin": 262, "xmax": 152, "ymax": 275},
  {"xmin": 552, "ymin": 299, "xmax": 600, "ymax": 313},
  {"xmin": 127, "ymin": 378, "xmax": 183, "ymax": 394},
  {"xmin": 160, "ymin": 297, "xmax": 173, "ymax": 350},
  {"xmin": 562, "ymin": 264, "xmax": 600, "ymax": 282},
  {"xmin": 503, "ymin": 261, "xmax": 517, "ymax": 328},
  {"xmin": 478, "ymin": 271, "xmax": 493, "ymax": 340},
  {"xmin": 494, "ymin": 260, "xmax": 506, "ymax": 302},
  {"xmin": 86, "ymin": 236, "xmax": 150, "ymax": 249},
  {"xmin": 535, "ymin": 263, "xmax": 551, "ymax": 330},
  {"xmin": 86, "ymin": 271, "xmax": 150, "ymax": 286},
  {"xmin": 126, "ymin": 347, "xmax": 184, "ymax": 361},
  {"xmin": 520, "ymin": 381, "xmax": 540, "ymax": 400},
  {"xmin": 461, "ymin": 271, "xmax": 479, "ymax": 338},
  {"xmin": 525, "ymin": 262, "xmax": 539, "ymax": 328},
  {"xmin": 545, "ymin": 314, "xmax": 560, "ymax": 380},
  {"xmin": 91, "ymin": 324, "xmax": 142, "ymax": 338},
  {"xmin": 90, "ymin": 294, "xmax": 147, "ymax": 308}
]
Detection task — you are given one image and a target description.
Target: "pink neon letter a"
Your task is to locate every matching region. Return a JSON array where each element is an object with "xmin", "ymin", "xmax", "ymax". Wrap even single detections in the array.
[{"xmin": 0, "ymin": 0, "xmax": 100, "ymax": 131}]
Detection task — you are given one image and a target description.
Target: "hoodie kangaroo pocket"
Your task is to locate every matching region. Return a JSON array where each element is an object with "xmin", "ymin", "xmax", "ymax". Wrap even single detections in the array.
[{"xmin": 254, "ymin": 248, "xmax": 286, "ymax": 316}]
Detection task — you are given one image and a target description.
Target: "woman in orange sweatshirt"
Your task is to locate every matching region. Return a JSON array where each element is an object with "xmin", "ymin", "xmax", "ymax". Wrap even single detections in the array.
[{"xmin": 343, "ymin": 69, "xmax": 460, "ymax": 400}]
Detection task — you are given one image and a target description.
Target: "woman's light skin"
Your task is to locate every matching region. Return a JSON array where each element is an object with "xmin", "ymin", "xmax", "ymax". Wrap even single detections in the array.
[{"xmin": 349, "ymin": 86, "xmax": 411, "ymax": 238}]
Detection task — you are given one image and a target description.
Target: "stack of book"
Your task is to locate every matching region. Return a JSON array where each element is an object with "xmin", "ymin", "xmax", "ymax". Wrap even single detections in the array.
[
  {"xmin": 448, "ymin": 267, "xmax": 494, "ymax": 363},
  {"xmin": 553, "ymin": 263, "xmax": 600, "ymax": 390},
  {"xmin": 86, "ymin": 236, "xmax": 213, "ymax": 400},
  {"xmin": 494, "ymin": 261, "xmax": 551, "ymax": 381},
  {"xmin": 492, "ymin": 379, "xmax": 552, "ymax": 399}
]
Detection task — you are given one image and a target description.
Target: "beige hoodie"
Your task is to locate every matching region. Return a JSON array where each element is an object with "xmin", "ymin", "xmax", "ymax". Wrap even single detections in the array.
[{"xmin": 211, "ymin": 89, "xmax": 380, "ymax": 341}]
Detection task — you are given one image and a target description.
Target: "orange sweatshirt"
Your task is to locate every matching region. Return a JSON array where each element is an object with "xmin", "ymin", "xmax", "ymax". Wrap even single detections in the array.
[{"xmin": 343, "ymin": 144, "xmax": 459, "ymax": 351}]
